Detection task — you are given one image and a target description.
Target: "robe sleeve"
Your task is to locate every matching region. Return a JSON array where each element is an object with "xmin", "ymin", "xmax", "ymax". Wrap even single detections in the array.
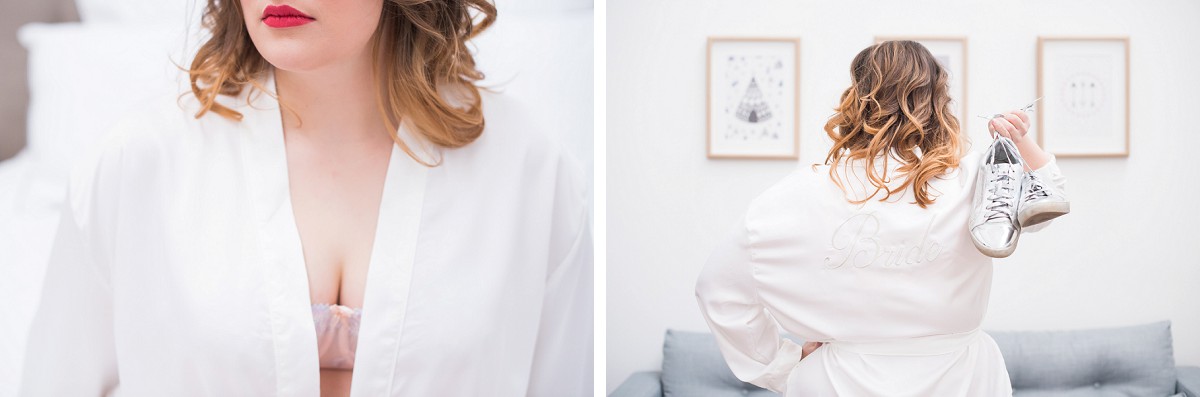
[
  {"xmin": 695, "ymin": 216, "xmax": 805, "ymax": 394},
  {"xmin": 1023, "ymin": 153, "xmax": 1068, "ymax": 234},
  {"xmin": 19, "ymin": 128, "xmax": 125, "ymax": 396},
  {"xmin": 525, "ymin": 148, "xmax": 593, "ymax": 397}
]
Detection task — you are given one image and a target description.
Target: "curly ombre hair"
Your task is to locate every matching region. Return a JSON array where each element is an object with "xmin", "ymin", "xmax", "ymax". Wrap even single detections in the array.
[
  {"xmin": 823, "ymin": 40, "xmax": 964, "ymax": 208},
  {"xmin": 187, "ymin": 0, "xmax": 496, "ymax": 165}
]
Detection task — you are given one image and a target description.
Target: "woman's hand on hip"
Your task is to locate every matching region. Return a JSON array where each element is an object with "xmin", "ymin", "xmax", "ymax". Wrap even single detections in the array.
[{"xmin": 801, "ymin": 341, "xmax": 823, "ymax": 360}]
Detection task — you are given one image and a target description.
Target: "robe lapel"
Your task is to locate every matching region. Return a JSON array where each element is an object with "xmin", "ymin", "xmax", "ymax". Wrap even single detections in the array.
[
  {"xmin": 349, "ymin": 124, "xmax": 430, "ymax": 397},
  {"xmin": 237, "ymin": 69, "xmax": 321, "ymax": 396}
]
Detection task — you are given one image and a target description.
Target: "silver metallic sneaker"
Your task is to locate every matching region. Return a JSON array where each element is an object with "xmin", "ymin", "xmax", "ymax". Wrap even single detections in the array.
[
  {"xmin": 1017, "ymin": 172, "xmax": 1070, "ymax": 227},
  {"xmin": 970, "ymin": 137, "xmax": 1025, "ymax": 258}
]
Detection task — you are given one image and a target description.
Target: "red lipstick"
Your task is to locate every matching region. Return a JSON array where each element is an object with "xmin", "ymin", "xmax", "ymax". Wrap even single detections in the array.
[{"xmin": 261, "ymin": 4, "xmax": 314, "ymax": 28}]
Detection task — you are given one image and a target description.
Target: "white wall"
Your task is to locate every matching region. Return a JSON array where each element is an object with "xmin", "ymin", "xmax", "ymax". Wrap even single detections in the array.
[{"xmin": 607, "ymin": 0, "xmax": 1200, "ymax": 392}]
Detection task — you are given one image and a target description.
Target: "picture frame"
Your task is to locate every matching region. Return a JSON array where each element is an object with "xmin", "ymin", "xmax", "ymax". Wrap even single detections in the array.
[
  {"xmin": 1037, "ymin": 37, "xmax": 1130, "ymax": 157},
  {"xmin": 706, "ymin": 37, "xmax": 800, "ymax": 159},
  {"xmin": 874, "ymin": 36, "xmax": 969, "ymax": 132}
]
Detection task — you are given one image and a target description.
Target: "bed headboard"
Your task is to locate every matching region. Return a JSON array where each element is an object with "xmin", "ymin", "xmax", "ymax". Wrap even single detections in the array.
[{"xmin": 0, "ymin": 1, "xmax": 79, "ymax": 161}]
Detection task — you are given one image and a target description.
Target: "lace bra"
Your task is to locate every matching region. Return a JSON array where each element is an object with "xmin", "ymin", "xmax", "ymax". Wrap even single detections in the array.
[{"xmin": 312, "ymin": 303, "xmax": 361, "ymax": 370}]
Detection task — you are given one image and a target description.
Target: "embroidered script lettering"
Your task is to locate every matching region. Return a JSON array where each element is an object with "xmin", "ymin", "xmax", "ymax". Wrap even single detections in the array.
[{"xmin": 823, "ymin": 212, "xmax": 942, "ymax": 269}]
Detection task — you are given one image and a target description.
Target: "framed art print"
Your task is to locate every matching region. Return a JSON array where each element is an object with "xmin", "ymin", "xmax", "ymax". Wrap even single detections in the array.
[
  {"xmin": 1037, "ymin": 37, "xmax": 1130, "ymax": 157},
  {"xmin": 875, "ymin": 36, "xmax": 968, "ymax": 131},
  {"xmin": 706, "ymin": 37, "xmax": 800, "ymax": 159}
]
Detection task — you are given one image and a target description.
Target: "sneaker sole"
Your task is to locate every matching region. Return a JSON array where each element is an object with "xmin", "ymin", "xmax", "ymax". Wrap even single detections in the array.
[
  {"xmin": 971, "ymin": 229, "xmax": 1020, "ymax": 258},
  {"xmin": 1018, "ymin": 201, "xmax": 1071, "ymax": 227}
]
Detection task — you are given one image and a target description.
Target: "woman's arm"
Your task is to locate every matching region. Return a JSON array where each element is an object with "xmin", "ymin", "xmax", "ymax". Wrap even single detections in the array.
[
  {"xmin": 20, "ymin": 121, "xmax": 130, "ymax": 395},
  {"xmin": 525, "ymin": 147, "xmax": 593, "ymax": 396},
  {"xmin": 990, "ymin": 109, "xmax": 1069, "ymax": 233},
  {"xmin": 526, "ymin": 216, "xmax": 593, "ymax": 396},
  {"xmin": 695, "ymin": 217, "xmax": 806, "ymax": 394},
  {"xmin": 802, "ymin": 341, "xmax": 824, "ymax": 360},
  {"xmin": 20, "ymin": 192, "xmax": 120, "ymax": 395}
]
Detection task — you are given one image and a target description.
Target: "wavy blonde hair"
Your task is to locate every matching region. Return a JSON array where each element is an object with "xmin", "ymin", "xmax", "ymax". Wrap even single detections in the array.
[
  {"xmin": 186, "ymin": 0, "xmax": 496, "ymax": 165},
  {"xmin": 823, "ymin": 40, "xmax": 964, "ymax": 208}
]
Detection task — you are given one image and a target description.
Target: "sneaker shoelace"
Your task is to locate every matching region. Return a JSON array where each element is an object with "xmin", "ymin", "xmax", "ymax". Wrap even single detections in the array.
[
  {"xmin": 1023, "ymin": 173, "xmax": 1051, "ymax": 202},
  {"xmin": 985, "ymin": 171, "xmax": 1018, "ymax": 222}
]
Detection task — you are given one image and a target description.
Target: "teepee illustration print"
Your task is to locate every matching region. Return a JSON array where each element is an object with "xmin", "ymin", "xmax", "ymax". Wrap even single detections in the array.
[{"xmin": 734, "ymin": 77, "xmax": 773, "ymax": 123}]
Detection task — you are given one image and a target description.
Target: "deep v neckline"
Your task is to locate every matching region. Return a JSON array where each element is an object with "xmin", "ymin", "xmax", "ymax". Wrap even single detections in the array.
[
  {"xmin": 238, "ymin": 68, "xmax": 432, "ymax": 396},
  {"xmin": 272, "ymin": 72, "xmax": 403, "ymax": 373},
  {"xmin": 282, "ymin": 138, "xmax": 398, "ymax": 372},
  {"xmin": 281, "ymin": 135, "xmax": 399, "ymax": 311}
]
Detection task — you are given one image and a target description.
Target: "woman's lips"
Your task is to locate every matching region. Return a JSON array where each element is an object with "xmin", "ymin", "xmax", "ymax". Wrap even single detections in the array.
[{"xmin": 262, "ymin": 4, "xmax": 314, "ymax": 28}]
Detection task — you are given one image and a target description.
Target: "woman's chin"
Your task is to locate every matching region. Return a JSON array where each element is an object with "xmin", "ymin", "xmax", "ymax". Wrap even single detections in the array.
[
  {"xmin": 248, "ymin": 40, "xmax": 342, "ymax": 74},
  {"xmin": 259, "ymin": 55, "xmax": 332, "ymax": 74}
]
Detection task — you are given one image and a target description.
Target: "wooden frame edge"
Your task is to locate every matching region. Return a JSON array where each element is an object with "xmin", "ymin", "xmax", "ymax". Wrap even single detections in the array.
[
  {"xmin": 1036, "ymin": 36, "xmax": 1131, "ymax": 158},
  {"xmin": 705, "ymin": 37, "xmax": 802, "ymax": 160}
]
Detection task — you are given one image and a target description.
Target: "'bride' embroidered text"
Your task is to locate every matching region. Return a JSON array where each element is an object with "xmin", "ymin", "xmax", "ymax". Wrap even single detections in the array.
[{"xmin": 823, "ymin": 212, "xmax": 942, "ymax": 269}]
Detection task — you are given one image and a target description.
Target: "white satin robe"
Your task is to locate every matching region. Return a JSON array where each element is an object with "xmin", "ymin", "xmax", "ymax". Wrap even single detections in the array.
[
  {"xmin": 696, "ymin": 150, "xmax": 1066, "ymax": 396},
  {"xmin": 19, "ymin": 69, "xmax": 592, "ymax": 396}
]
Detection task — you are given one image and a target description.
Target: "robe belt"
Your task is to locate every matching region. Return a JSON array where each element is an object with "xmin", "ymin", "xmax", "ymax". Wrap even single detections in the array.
[{"xmin": 823, "ymin": 327, "xmax": 983, "ymax": 356}]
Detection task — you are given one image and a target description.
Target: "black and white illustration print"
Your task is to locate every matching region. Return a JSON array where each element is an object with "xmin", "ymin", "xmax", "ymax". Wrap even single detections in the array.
[
  {"xmin": 1039, "ymin": 38, "xmax": 1128, "ymax": 156},
  {"xmin": 708, "ymin": 39, "xmax": 798, "ymax": 158},
  {"xmin": 1054, "ymin": 54, "xmax": 1113, "ymax": 138},
  {"xmin": 724, "ymin": 56, "xmax": 784, "ymax": 140}
]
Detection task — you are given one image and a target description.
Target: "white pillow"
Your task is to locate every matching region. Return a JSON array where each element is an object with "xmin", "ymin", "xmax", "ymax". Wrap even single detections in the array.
[
  {"xmin": 76, "ymin": 0, "xmax": 206, "ymax": 26},
  {"xmin": 18, "ymin": 22, "xmax": 203, "ymax": 186}
]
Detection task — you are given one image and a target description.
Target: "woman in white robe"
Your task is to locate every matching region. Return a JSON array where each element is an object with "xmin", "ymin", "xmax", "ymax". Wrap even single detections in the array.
[
  {"xmin": 19, "ymin": 71, "xmax": 591, "ymax": 397},
  {"xmin": 19, "ymin": 1, "xmax": 591, "ymax": 396},
  {"xmin": 695, "ymin": 41, "xmax": 1065, "ymax": 396}
]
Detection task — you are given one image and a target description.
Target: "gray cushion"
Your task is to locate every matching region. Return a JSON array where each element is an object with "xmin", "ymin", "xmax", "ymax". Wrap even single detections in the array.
[
  {"xmin": 609, "ymin": 371, "xmax": 664, "ymax": 397},
  {"xmin": 1178, "ymin": 366, "xmax": 1200, "ymax": 397},
  {"xmin": 658, "ymin": 322, "xmax": 1178, "ymax": 397},
  {"xmin": 660, "ymin": 329, "xmax": 779, "ymax": 397},
  {"xmin": 989, "ymin": 320, "xmax": 1177, "ymax": 397}
]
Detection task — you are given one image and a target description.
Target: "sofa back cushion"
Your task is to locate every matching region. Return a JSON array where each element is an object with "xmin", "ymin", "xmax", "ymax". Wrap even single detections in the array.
[
  {"xmin": 662, "ymin": 321, "xmax": 1178, "ymax": 397},
  {"xmin": 989, "ymin": 321, "xmax": 1177, "ymax": 396},
  {"xmin": 661, "ymin": 330, "xmax": 778, "ymax": 397}
]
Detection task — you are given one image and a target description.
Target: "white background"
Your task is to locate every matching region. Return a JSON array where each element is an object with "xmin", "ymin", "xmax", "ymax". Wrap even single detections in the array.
[{"xmin": 607, "ymin": 0, "xmax": 1200, "ymax": 392}]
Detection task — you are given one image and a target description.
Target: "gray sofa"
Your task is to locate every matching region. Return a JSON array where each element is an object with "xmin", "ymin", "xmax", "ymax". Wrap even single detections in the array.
[{"xmin": 611, "ymin": 321, "xmax": 1200, "ymax": 397}]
